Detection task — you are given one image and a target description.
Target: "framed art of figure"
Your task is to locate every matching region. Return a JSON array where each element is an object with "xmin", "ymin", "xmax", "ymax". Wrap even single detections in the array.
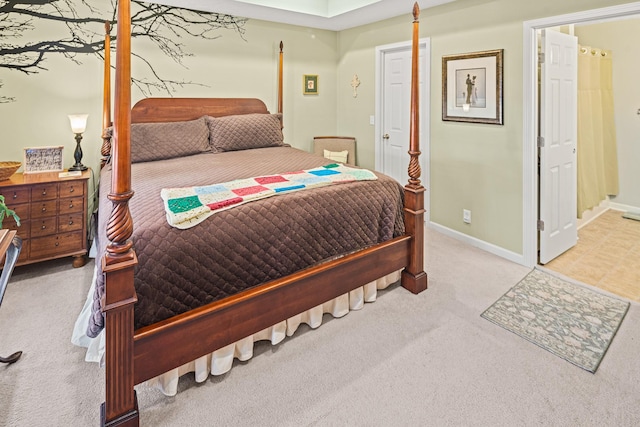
[
  {"xmin": 303, "ymin": 74, "xmax": 318, "ymax": 95},
  {"xmin": 23, "ymin": 146, "xmax": 64, "ymax": 173},
  {"xmin": 442, "ymin": 49, "xmax": 503, "ymax": 125}
]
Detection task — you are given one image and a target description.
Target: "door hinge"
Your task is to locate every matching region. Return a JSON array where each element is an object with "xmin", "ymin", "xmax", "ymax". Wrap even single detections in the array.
[
  {"xmin": 537, "ymin": 220, "xmax": 545, "ymax": 231},
  {"xmin": 537, "ymin": 136, "xmax": 545, "ymax": 148},
  {"xmin": 538, "ymin": 52, "xmax": 545, "ymax": 63}
]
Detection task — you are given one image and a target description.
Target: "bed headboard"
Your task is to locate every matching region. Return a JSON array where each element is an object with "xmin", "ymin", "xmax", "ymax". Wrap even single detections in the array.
[
  {"xmin": 131, "ymin": 98, "xmax": 270, "ymax": 124},
  {"xmin": 101, "ymin": 32, "xmax": 284, "ymax": 164}
]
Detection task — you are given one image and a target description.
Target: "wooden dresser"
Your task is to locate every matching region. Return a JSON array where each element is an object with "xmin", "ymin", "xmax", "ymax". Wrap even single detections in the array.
[{"xmin": 0, "ymin": 170, "xmax": 90, "ymax": 268}]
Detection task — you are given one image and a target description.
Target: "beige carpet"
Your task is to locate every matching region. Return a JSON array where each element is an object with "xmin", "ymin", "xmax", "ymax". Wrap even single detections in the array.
[
  {"xmin": 545, "ymin": 209, "xmax": 640, "ymax": 302},
  {"xmin": 1, "ymin": 228, "xmax": 639, "ymax": 426}
]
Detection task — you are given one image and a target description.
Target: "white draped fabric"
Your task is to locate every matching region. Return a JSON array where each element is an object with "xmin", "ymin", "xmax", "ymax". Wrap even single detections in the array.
[
  {"xmin": 577, "ymin": 45, "xmax": 619, "ymax": 218},
  {"xmin": 73, "ymin": 265, "xmax": 401, "ymax": 396}
]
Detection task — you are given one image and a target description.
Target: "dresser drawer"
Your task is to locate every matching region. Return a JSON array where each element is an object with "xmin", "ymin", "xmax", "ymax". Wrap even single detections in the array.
[
  {"xmin": 59, "ymin": 180, "xmax": 85, "ymax": 197},
  {"xmin": 3, "ymin": 219, "xmax": 30, "ymax": 239},
  {"xmin": 31, "ymin": 183, "xmax": 58, "ymax": 202},
  {"xmin": 58, "ymin": 196, "xmax": 84, "ymax": 215},
  {"xmin": 3, "ymin": 216, "xmax": 21, "ymax": 231},
  {"xmin": 31, "ymin": 217, "xmax": 57, "ymax": 238},
  {"xmin": 30, "ymin": 232, "xmax": 84, "ymax": 260},
  {"xmin": 31, "ymin": 200, "xmax": 58, "ymax": 219},
  {"xmin": 58, "ymin": 213, "xmax": 83, "ymax": 232},
  {"xmin": 6, "ymin": 203, "xmax": 30, "ymax": 221},
  {"xmin": 3, "ymin": 187, "xmax": 30, "ymax": 205}
]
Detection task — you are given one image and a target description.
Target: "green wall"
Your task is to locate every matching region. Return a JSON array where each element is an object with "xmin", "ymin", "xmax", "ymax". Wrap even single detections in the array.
[
  {"xmin": 0, "ymin": 11, "xmax": 339, "ymax": 176},
  {"xmin": 336, "ymin": 0, "xmax": 634, "ymax": 256}
]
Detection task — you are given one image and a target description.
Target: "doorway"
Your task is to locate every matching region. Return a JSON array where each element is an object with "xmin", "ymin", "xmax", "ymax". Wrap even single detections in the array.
[
  {"xmin": 523, "ymin": 1, "xmax": 640, "ymax": 268},
  {"xmin": 525, "ymin": 3, "xmax": 640, "ymax": 301},
  {"xmin": 374, "ymin": 38, "xmax": 430, "ymax": 221}
]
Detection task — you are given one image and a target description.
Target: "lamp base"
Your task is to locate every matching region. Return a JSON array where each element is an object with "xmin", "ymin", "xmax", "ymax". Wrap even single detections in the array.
[{"xmin": 68, "ymin": 164, "xmax": 88, "ymax": 172}]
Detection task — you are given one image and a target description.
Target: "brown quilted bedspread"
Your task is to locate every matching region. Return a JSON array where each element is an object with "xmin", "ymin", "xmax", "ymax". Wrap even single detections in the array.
[{"xmin": 88, "ymin": 146, "xmax": 404, "ymax": 337}]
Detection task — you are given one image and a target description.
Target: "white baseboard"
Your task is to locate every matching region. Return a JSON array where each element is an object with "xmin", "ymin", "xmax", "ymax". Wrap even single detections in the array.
[
  {"xmin": 577, "ymin": 201, "xmax": 640, "ymax": 229},
  {"xmin": 609, "ymin": 201, "xmax": 640, "ymax": 214},
  {"xmin": 428, "ymin": 221, "xmax": 527, "ymax": 266},
  {"xmin": 578, "ymin": 200, "xmax": 610, "ymax": 230}
]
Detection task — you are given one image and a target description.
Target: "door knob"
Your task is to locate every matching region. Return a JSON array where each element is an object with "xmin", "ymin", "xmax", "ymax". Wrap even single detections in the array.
[{"xmin": 383, "ymin": 133, "xmax": 390, "ymax": 140}]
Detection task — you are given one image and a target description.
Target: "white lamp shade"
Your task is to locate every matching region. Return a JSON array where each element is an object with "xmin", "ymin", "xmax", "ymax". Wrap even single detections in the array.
[{"xmin": 68, "ymin": 114, "xmax": 89, "ymax": 133}]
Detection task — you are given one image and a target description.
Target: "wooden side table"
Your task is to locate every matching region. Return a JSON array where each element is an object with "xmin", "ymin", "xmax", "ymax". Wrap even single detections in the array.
[{"xmin": 0, "ymin": 170, "xmax": 90, "ymax": 267}]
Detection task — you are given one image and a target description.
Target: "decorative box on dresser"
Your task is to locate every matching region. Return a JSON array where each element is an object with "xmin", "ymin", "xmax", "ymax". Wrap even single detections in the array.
[{"xmin": 0, "ymin": 170, "xmax": 90, "ymax": 268}]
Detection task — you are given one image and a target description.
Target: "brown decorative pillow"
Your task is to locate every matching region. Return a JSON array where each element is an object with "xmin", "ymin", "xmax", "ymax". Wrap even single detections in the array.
[
  {"xmin": 130, "ymin": 117, "xmax": 209, "ymax": 163},
  {"xmin": 206, "ymin": 113, "xmax": 284, "ymax": 152}
]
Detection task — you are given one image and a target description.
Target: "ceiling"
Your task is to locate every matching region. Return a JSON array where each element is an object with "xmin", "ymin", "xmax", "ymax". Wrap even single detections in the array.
[{"xmin": 153, "ymin": 0, "xmax": 457, "ymax": 31}]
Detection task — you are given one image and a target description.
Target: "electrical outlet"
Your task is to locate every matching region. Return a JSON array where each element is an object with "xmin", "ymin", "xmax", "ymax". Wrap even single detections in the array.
[
  {"xmin": 463, "ymin": 209, "xmax": 471, "ymax": 224},
  {"xmin": 369, "ymin": 115, "xmax": 375, "ymax": 125}
]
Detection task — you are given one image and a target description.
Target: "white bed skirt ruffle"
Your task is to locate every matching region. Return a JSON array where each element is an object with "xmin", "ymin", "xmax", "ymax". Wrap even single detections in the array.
[{"xmin": 72, "ymin": 265, "xmax": 400, "ymax": 396}]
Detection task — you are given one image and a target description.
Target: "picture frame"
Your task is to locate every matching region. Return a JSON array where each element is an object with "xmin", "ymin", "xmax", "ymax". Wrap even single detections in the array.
[
  {"xmin": 303, "ymin": 74, "xmax": 319, "ymax": 95},
  {"xmin": 442, "ymin": 49, "xmax": 503, "ymax": 125},
  {"xmin": 23, "ymin": 146, "xmax": 64, "ymax": 174}
]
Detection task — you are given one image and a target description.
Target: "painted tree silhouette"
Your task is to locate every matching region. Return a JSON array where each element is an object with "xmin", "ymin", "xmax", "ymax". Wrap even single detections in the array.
[{"xmin": 0, "ymin": 0, "xmax": 247, "ymax": 102}]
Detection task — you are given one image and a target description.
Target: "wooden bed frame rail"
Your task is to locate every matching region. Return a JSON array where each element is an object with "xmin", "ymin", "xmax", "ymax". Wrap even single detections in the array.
[
  {"xmin": 134, "ymin": 236, "xmax": 411, "ymax": 383},
  {"xmin": 100, "ymin": 3, "xmax": 425, "ymax": 425}
]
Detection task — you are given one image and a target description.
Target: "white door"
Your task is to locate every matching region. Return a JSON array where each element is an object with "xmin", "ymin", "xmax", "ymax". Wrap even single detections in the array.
[
  {"xmin": 380, "ymin": 46, "xmax": 425, "ymax": 185},
  {"xmin": 539, "ymin": 29, "xmax": 578, "ymax": 264}
]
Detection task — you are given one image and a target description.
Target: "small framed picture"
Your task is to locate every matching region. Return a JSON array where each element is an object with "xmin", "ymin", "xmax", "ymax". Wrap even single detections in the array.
[
  {"xmin": 303, "ymin": 74, "xmax": 319, "ymax": 95},
  {"xmin": 442, "ymin": 49, "xmax": 504, "ymax": 125},
  {"xmin": 23, "ymin": 146, "xmax": 64, "ymax": 174}
]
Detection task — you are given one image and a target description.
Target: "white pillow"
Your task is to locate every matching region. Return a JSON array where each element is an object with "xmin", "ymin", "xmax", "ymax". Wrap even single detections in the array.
[{"xmin": 323, "ymin": 149, "xmax": 349, "ymax": 164}]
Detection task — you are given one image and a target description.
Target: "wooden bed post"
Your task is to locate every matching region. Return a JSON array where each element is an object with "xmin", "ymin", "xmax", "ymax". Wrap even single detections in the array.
[
  {"xmin": 101, "ymin": 22, "xmax": 112, "ymax": 169},
  {"xmin": 278, "ymin": 41, "xmax": 283, "ymax": 115},
  {"xmin": 401, "ymin": 3, "xmax": 428, "ymax": 294},
  {"xmin": 101, "ymin": 0, "xmax": 139, "ymax": 426}
]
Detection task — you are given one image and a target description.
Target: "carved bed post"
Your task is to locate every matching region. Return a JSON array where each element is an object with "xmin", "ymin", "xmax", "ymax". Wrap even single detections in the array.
[
  {"xmin": 101, "ymin": 22, "xmax": 112, "ymax": 169},
  {"xmin": 278, "ymin": 41, "xmax": 284, "ymax": 115},
  {"xmin": 101, "ymin": 0, "xmax": 139, "ymax": 426},
  {"xmin": 401, "ymin": 3, "xmax": 428, "ymax": 294}
]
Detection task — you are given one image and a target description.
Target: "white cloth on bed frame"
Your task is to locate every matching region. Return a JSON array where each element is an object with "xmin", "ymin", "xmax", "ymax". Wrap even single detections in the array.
[{"xmin": 72, "ymin": 264, "xmax": 401, "ymax": 396}]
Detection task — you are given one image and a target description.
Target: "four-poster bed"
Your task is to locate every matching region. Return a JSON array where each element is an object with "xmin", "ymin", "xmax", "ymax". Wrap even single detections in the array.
[{"xmin": 95, "ymin": 2, "xmax": 426, "ymax": 425}]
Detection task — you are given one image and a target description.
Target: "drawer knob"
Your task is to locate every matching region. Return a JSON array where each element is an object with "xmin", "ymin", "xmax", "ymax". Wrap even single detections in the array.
[
  {"xmin": 55, "ymin": 242, "xmax": 59, "ymax": 247},
  {"xmin": 69, "ymin": 203, "xmax": 74, "ymax": 208},
  {"xmin": 13, "ymin": 192, "xmax": 17, "ymax": 199},
  {"xmin": 41, "ymin": 206, "xmax": 47, "ymax": 212},
  {"xmin": 42, "ymin": 190, "xmax": 47, "ymax": 196},
  {"xmin": 69, "ymin": 220, "xmax": 74, "ymax": 225},
  {"xmin": 70, "ymin": 187, "xmax": 75, "ymax": 193},
  {"xmin": 41, "ymin": 225, "xmax": 46, "ymax": 230}
]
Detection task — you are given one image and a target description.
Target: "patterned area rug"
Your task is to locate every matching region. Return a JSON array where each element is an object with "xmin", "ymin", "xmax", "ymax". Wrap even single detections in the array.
[{"xmin": 481, "ymin": 268, "xmax": 629, "ymax": 373}]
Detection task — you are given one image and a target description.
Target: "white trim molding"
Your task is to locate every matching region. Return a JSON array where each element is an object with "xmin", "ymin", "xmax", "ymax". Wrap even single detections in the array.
[
  {"xmin": 428, "ymin": 221, "xmax": 526, "ymax": 265},
  {"xmin": 609, "ymin": 202, "xmax": 640, "ymax": 214}
]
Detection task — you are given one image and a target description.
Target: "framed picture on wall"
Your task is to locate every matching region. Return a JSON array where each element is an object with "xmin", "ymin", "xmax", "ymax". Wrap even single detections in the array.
[
  {"xmin": 442, "ymin": 49, "xmax": 504, "ymax": 125},
  {"xmin": 23, "ymin": 146, "xmax": 64, "ymax": 173},
  {"xmin": 303, "ymin": 74, "xmax": 319, "ymax": 95}
]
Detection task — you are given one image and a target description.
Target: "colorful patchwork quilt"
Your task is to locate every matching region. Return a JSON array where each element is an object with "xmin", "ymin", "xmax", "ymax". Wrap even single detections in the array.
[{"xmin": 161, "ymin": 163, "xmax": 378, "ymax": 229}]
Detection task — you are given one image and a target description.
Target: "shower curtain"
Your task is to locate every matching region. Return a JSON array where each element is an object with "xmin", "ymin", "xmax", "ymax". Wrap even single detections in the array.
[{"xmin": 577, "ymin": 45, "xmax": 619, "ymax": 218}]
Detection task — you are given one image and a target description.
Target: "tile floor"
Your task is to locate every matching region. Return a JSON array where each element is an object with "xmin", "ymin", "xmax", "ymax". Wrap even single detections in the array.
[{"xmin": 544, "ymin": 209, "xmax": 640, "ymax": 302}]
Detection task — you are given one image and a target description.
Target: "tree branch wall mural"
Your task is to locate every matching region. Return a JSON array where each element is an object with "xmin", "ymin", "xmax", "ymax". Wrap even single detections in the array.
[{"xmin": 0, "ymin": 0, "xmax": 247, "ymax": 102}]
